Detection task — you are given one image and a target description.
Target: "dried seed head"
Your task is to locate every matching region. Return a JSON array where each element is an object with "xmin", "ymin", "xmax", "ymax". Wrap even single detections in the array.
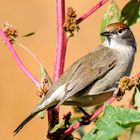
[
  {"xmin": 118, "ymin": 76, "xmax": 136, "ymax": 93},
  {"xmin": 37, "ymin": 75, "xmax": 51, "ymax": 97},
  {"xmin": 2, "ymin": 22, "xmax": 18, "ymax": 44},
  {"xmin": 63, "ymin": 112, "xmax": 71, "ymax": 120},
  {"xmin": 63, "ymin": 7, "xmax": 79, "ymax": 38},
  {"xmin": 63, "ymin": 111, "xmax": 71, "ymax": 127}
]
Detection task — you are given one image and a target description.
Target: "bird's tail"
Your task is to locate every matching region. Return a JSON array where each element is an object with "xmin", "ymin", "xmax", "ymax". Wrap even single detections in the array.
[{"xmin": 14, "ymin": 111, "xmax": 39, "ymax": 136}]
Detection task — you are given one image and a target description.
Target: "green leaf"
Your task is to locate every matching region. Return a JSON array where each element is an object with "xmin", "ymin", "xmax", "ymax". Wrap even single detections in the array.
[
  {"xmin": 50, "ymin": 117, "xmax": 79, "ymax": 134},
  {"xmin": 121, "ymin": 0, "xmax": 140, "ymax": 26},
  {"xmin": 82, "ymin": 105, "xmax": 140, "ymax": 140},
  {"xmin": 22, "ymin": 32, "xmax": 35, "ymax": 37},
  {"xmin": 37, "ymin": 97, "xmax": 47, "ymax": 119},
  {"xmin": 37, "ymin": 110, "xmax": 46, "ymax": 119},
  {"xmin": 132, "ymin": 78, "xmax": 140, "ymax": 109},
  {"xmin": 69, "ymin": 117, "xmax": 79, "ymax": 124},
  {"xmin": 36, "ymin": 66, "xmax": 52, "ymax": 119},
  {"xmin": 101, "ymin": 0, "xmax": 121, "ymax": 42},
  {"xmin": 50, "ymin": 120, "xmax": 65, "ymax": 134},
  {"xmin": 50, "ymin": 122, "xmax": 74, "ymax": 140},
  {"xmin": 134, "ymin": 87, "xmax": 140, "ymax": 108},
  {"xmin": 40, "ymin": 65, "xmax": 47, "ymax": 77},
  {"xmin": 40, "ymin": 65, "xmax": 52, "ymax": 86},
  {"xmin": 76, "ymin": 127, "xmax": 85, "ymax": 138}
]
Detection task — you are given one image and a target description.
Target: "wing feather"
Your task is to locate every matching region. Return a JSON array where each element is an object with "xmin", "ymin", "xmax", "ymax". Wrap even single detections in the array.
[{"xmin": 57, "ymin": 46, "xmax": 117, "ymax": 106}]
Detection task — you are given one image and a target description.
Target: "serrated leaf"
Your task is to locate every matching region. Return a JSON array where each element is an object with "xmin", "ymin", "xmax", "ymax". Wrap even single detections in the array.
[
  {"xmin": 101, "ymin": 0, "xmax": 121, "ymax": 42},
  {"xmin": 22, "ymin": 32, "xmax": 35, "ymax": 37},
  {"xmin": 121, "ymin": 0, "xmax": 140, "ymax": 26},
  {"xmin": 82, "ymin": 105, "xmax": 140, "ymax": 140}
]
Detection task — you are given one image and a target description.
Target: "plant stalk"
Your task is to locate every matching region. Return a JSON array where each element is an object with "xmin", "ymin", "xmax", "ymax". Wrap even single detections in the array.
[
  {"xmin": 47, "ymin": 0, "xmax": 67, "ymax": 138},
  {"xmin": 0, "ymin": 29, "xmax": 40, "ymax": 88},
  {"xmin": 77, "ymin": 0, "xmax": 109, "ymax": 24}
]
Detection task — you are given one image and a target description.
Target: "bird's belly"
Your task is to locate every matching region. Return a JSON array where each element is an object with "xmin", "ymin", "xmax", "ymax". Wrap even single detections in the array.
[
  {"xmin": 63, "ymin": 90, "xmax": 113, "ymax": 107},
  {"xmin": 64, "ymin": 57, "xmax": 134, "ymax": 107}
]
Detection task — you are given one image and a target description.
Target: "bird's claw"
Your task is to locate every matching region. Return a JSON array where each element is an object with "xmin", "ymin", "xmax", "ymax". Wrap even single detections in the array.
[{"xmin": 78, "ymin": 114, "xmax": 91, "ymax": 125}]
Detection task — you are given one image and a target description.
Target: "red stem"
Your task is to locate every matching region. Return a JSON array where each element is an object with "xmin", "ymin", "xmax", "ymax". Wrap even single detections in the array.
[
  {"xmin": 47, "ymin": 0, "xmax": 67, "ymax": 134},
  {"xmin": 53, "ymin": 0, "xmax": 67, "ymax": 81},
  {"xmin": 48, "ymin": 0, "xmax": 109, "ymax": 137},
  {"xmin": 0, "ymin": 29, "xmax": 40, "ymax": 88},
  {"xmin": 77, "ymin": 0, "xmax": 109, "ymax": 24},
  {"xmin": 64, "ymin": 96, "xmax": 117, "ymax": 136}
]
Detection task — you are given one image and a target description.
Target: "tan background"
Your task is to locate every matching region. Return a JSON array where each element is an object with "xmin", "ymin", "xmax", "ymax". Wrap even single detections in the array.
[{"xmin": 0, "ymin": 0, "xmax": 140, "ymax": 140}]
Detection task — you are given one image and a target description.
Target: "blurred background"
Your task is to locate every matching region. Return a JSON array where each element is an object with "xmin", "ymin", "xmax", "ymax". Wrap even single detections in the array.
[{"xmin": 0, "ymin": 0, "xmax": 139, "ymax": 140}]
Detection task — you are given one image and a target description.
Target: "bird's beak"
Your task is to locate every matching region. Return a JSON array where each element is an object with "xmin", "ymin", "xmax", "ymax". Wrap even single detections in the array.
[{"xmin": 100, "ymin": 31, "xmax": 111, "ymax": 37}]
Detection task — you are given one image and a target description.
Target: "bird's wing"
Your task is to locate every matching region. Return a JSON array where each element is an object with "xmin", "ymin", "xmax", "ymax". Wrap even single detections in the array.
[{"xmin": 57, "ymin": 46, "xmax": 117, "ymax": 106}]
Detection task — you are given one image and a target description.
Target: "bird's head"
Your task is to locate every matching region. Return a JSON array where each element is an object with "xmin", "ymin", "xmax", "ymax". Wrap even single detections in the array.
[{"xmin": 101, "ymin": 22, "xmax": 136, "ymax": 49}]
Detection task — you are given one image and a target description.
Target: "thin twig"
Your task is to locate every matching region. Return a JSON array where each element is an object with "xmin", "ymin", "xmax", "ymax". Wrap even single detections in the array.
[
  {"xmin": 0, "ymin": 29, "xmax": 40, "ymax": 88},
  {"xmin": 16, "ymin": 42, "xmax": 43, "ymax": 68},
  {"xmin": 77, "ymin": 0, "xmax": 109, "ymax": 24}
]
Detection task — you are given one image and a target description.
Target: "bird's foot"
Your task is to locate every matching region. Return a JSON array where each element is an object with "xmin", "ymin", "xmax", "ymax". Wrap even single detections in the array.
[
  {"xmin": 78, "ymin": 114, "xmax": 91, "ymax": 125},
  {"xmin": 77, "ymin": 107, "xmax": 89, "ymax": 116}
]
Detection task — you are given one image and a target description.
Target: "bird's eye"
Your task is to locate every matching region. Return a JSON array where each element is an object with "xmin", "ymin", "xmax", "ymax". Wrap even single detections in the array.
[{"xmin": 118, "ymin": 29, "xmax": 123, "ymax": 34}]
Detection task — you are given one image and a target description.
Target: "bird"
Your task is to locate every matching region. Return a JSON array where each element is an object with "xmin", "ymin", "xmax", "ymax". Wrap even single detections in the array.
[{"xmin": 14, "ymin": 22, "xmax": 137, "ymax": 135}]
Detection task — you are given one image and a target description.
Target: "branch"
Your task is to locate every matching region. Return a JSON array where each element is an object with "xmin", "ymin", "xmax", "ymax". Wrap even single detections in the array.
[
  {"xmin": 64, "ymin": 96, "xmax": 117, "ymax": 136},
  {"xmin": 47, "ymin": 0, "xmax": 67, "ymax": 138},
  {"xmin": 0, "ymin": 29, "xmax": 40, "ymax": 88},
  {"xmin": 53, "ymin": 0, "xmax": 67, "ymax": 81},
  {"xmin": 48, "ymin": 0, "xmax": 109, "ymax": 137},
  {"xmin": 77, "ymin": 0, "xmax": 109, "ymax": 24}
]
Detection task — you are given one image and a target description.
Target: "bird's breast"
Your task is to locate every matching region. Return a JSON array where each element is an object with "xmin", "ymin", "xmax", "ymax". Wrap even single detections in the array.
[{"xmin": 87, "ymin": 46, "xmax": 135, "ymax": 96}]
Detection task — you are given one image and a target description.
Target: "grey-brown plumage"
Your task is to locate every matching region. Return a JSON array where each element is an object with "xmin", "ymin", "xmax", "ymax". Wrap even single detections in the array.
[{"xmin": 14, "ymin": 22, "xmax": 136, "ymax": 135}]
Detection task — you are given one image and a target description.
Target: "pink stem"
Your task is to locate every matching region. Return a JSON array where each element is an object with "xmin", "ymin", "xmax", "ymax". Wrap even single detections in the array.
[
  {"xmin": 135, "ymin": 72, "xmax": 140, "ymax": 78},
  {"xmin": 47, "ymin": 0, "xmax": 67, "ymax": 133},
  {"xmin": 89, "ymin": 96, "xmax": 116, "ymax": 121},
  {"xmin": 48, "ymin": 0, "xmax": 109, "ymax": 136},
  {"xmin": 0, "ymin": 29, "xmax": 40, "ymax": 88},
  {"xmin": 64, "ymin": 96, "xmax": 117, "ymax": 136},
  {"xmin": 77, "ymin": 0, "xmax": 109, "ymax": 24},
  {"xmin": 53, "ymin": 0, "xmax": 67, "ymax": 81}
]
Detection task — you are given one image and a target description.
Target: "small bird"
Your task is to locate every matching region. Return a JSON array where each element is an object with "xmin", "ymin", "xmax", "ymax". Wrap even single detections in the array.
[{"xmin": 14, "ymin": 22, "xmax": 137, "ymax": 135}]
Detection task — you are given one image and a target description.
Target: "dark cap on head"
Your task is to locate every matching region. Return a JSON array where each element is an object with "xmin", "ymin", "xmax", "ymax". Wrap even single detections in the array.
[{"xmin": 106, "ymin": 22, "xmax": 129, "ymax": 32}]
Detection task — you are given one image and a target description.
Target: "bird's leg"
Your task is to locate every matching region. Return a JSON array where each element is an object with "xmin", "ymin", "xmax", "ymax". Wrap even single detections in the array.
[
  {"xmin": 78, "ymin": 107, "xmax": 91, "ymax": 125},
  {"xmin": 78, "ymin": 107, "xmax": 90, "ymax": 118},
  {"xmin": 112, "ymin": 87, "xmax": 124, "ymax": 101}
]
